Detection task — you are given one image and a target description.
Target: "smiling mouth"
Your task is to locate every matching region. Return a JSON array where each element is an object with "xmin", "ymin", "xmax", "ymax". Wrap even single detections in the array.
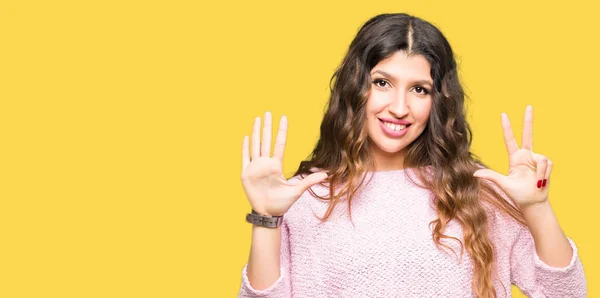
[{"xmin": 380, "ymin": 120, "xmax": 411, "ymax": 131}]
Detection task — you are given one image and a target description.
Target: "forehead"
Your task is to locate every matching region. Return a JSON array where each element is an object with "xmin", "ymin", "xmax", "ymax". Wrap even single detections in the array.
[{"xmin": 371, "ymin": 51, "xmax": 431, "ymax": 79}]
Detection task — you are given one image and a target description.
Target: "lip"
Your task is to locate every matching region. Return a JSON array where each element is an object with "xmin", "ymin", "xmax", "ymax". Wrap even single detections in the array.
[
  {"xmin": 378, "ymin": 118, "xmax": 411, "ymax": 125},
  {"xmin": 378, "ymin": 119, "xmax": 410, "ymax": 137}
]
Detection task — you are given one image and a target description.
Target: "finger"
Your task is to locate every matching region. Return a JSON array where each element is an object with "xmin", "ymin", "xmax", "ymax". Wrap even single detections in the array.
[
  {"xmin": 544, "ymin": 159, "xmax": 553, "ymax": 187},
  {"xmin": 261, "ymin": 111, "xmax": 272, "ymax": 157},
  {"xmin": 242, "ymin": 136, "xmax": 250, "ymax": 169},
  {"xmin": 522, "ymin": 105, "xmax": 533, "ymax": 150},
  {"xmin": 534, "ymin": 154, "xmax": 548, "ymax": 189},
  {"xmin": 501, "ymin": 113, "xmax": 519, "ymax": 155},
  {"xmin": 252, "ymin": 116, "xmax": 261, "ymax": 160},
  {"xmin": 273, "ymin": 115, "xmax": 288, "ymax": 161},
  {"xmin": 294, "ymin": 172, "xmax": 328, "ymax": 194},
  {"xmin": 473, "ymin": 169, "xmax": 507, "ymax": 187}
]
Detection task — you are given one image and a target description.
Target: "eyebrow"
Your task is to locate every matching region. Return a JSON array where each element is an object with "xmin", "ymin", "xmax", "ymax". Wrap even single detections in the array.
[{"xmin": 371, "ymin": 70, "xmax": 433, "ymax": 88}]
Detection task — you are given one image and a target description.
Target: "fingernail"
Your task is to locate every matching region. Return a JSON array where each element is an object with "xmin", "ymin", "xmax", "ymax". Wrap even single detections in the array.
[
  {"xmin": 542, "ymin": 179, "xmax": 547, "ymax": 187},
  {"xmin": 537, "ymin": 180, "xmax": 542, "ymax": 188}
]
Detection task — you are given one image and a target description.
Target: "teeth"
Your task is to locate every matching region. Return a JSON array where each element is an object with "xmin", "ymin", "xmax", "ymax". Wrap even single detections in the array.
[{"xmin": 384, "ymin": 122, "xmax": 406, "ymax": 131}]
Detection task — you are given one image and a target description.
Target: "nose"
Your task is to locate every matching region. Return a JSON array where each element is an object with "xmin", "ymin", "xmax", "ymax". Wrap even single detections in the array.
[{"xmin": 388, "ymin": 90, "xmax": 409, "ymax": 118}]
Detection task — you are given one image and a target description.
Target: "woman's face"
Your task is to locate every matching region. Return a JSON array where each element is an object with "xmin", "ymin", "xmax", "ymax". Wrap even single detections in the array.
[{"xmin": 365, "ymin": 50, "xmax": 433, "ymax": 170}]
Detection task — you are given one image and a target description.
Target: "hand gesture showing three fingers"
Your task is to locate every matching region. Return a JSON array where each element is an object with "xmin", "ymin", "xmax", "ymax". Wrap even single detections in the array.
[
  {"xmin": 241, "ymin": 112, "xmax": 328, "ymax": 217},
  {"xmin": 474, "ymin": 105, "xmax": 552, "ymax": 208}
]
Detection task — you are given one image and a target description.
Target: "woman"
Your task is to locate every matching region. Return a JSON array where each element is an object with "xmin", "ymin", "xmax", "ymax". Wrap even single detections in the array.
[{"xmin": 237, "ymin": 13, "xmax": 586, "ymax": 297}]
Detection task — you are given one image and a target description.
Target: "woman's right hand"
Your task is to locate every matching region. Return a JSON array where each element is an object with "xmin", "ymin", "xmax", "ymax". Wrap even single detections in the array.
[{"xmin": 241, "ymin": 111, "xmax": 328, "ymax": 217}]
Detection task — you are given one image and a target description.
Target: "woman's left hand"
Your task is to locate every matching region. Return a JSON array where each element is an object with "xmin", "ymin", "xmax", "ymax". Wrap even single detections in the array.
[{"xmin": 473, "ymin": 105, "xmax": 552, "ymax": 209}]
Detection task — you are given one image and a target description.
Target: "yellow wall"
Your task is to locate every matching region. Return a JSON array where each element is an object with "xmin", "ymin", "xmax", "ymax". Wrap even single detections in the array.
[{"xmin": 1, "ymin": 1, "xmax": 597, "ymax": 297}]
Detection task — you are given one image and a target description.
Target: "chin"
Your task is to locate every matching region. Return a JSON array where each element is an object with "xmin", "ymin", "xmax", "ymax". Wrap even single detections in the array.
[{"xmin": 375, "ymin": 142, "xmax": 408, "ymax": 155}]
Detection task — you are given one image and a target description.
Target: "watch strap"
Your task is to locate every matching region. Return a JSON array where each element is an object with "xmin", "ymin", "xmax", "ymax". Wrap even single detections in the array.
[{"xmin": 246, "ymin": 209, "xmax": 283, "ymax": 228}]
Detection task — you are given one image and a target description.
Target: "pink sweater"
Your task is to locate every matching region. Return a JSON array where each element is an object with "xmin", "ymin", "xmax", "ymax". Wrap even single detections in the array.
[{"xmin": 238, "ymin": 169, "xmax": 587, "ymax": 297}]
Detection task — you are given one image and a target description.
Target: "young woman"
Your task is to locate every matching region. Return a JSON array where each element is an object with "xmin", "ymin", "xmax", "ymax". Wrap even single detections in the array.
[{"xmin": 237, "ymin": 13, "xmax": 586, "ymax": 297}]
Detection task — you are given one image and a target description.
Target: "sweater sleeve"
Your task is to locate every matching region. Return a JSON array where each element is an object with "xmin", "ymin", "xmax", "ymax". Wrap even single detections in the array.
[
  {"xmin": 510, "ymin": 225, "xmax": 587, "ymax": 297},
  {"xmin": 237, "ymin": 218, "xmax": 292, "ymax": 298}
]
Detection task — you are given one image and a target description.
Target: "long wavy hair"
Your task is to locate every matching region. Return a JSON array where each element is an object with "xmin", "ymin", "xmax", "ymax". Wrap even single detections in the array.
[{"xmin": 294, "ymin": 13, "xmax": 526, "ymax": 297}]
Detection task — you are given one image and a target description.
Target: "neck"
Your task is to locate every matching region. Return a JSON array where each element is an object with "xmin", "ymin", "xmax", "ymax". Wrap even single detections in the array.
[{"xmin": 373, "ymin": 147, "xmax": 406, "ymax": 171}]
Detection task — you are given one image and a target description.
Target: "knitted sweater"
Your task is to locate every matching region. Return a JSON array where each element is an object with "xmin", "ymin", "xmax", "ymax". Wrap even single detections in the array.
[{"xmin": 237, "ymin": 169, "xmax": 587, "ymax": 297}]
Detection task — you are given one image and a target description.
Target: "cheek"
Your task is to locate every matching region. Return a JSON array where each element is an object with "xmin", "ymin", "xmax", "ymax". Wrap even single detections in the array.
[
  {"xmin": 366, "ymin": 91, "xmax": 390, "ymax": 112},
  {"xmin": 411, "ymin": 99, "xmax": 432, "ymax": 123}
]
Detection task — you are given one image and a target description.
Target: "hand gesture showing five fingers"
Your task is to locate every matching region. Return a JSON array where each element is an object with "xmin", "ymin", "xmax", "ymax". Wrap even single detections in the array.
[
  {"xmin": 474, "ymin": 105, "xmax": 552, "ymax": 209},
  {"xmin": 241, "ymin": 112, "xmax": 328, "ymax": 217}
]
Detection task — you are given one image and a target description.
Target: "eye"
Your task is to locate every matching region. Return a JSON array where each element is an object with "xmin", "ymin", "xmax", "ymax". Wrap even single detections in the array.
[
  {"xmin": 413, "ymin": 86, "xmax": 430, "ymax": 95},
  {"xmin": 372, "ymin": 78, "xmax": 390, "ymax": 89}
]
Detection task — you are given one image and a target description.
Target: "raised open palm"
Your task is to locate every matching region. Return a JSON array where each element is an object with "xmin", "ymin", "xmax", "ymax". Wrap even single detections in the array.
[
  {"xmin": 241, "ymin": 112, "xmax": 328, "ymax": 217},
  {"xmin": 473, "ymin": 105, "xmax": 552, "ymax": 208}
]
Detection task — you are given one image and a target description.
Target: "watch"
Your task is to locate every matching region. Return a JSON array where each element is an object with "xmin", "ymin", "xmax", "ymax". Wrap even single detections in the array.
[{"xmin": 246, "ymin": 209, "xmax": 284, "ymax": 228}]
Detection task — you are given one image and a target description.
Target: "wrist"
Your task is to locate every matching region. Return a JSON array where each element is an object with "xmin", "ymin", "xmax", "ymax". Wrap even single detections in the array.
[
  {"xmin": 246, "ymin": 209, "xmax": 284, "ymax": 228},
  {"xmin": 520, "ymin": 200, "xmax": 553, "ymax": 224},
  {"xmin": 252, "ymin": 209, "xmax": 273, "ymax": 217}
]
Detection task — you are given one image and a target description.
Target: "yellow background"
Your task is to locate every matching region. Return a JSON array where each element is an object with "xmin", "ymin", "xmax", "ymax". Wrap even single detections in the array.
[{"xmin": 1, "ymin": 1, "xmax": 598, "ymax": 297}]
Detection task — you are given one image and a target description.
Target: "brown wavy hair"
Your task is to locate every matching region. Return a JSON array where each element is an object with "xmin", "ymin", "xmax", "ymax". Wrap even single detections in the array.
[{"xmin": 294, "ymin": 13, "xmax": 526, "ymax": 297}]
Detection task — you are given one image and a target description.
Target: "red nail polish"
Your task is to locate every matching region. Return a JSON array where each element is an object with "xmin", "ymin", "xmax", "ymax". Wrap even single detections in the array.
[
  {"xmin": 542, "ymin": 179, "xmax": 547, "ymax": 187},
  {"xmin": 537, "ymin": 180, "xmax": 542, "ymax": 188}
]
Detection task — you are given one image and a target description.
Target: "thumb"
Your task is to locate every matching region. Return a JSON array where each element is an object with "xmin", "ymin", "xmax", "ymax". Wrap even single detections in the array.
[
  {"xmin": 473, "ymin": 169, "xmax": 506, "ymax": 186},
  {"xmin": 295, "ymin": 172, "xmax": 328, "ymax": 194}
]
